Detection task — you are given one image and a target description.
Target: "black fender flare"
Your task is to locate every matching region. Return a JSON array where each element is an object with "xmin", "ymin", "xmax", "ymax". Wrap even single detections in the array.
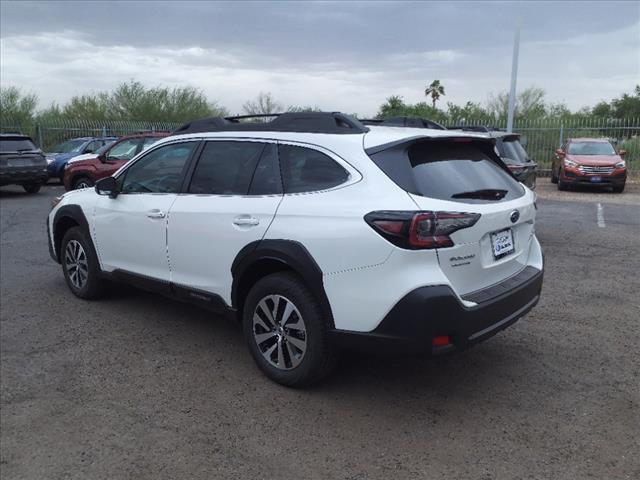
[
  {"xmin": 51, "ymin": 204, "xmax": 93, "ymax": 262},
  {"xmin": 231, "ymin": 239, "xmax": 334, "ymax": 326}
]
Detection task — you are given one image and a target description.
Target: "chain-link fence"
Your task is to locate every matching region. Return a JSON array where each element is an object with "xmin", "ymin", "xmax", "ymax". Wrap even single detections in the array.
[
  {"xmin": 0, "ymin": 119, "xmax": 181, "ymax": 153},
  {"xmin": 438, "ymin": 117, "xmax": 640, "ymax": 174},
  {"xmin": 2, "ymin": 116, "xmax": 638, "ymax": 174}
]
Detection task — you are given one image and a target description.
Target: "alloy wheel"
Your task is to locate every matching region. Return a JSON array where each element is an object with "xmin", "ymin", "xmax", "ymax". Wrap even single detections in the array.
[
  {"xmin": 64, "ymin": 240, "xmax": 89, "ymax": 289},
  {"xmin": 252, "ymin": 294, "xmax": 307, "ymax": 370}
]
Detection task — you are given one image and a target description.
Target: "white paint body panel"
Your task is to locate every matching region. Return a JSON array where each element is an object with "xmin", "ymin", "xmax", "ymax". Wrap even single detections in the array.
[
  {"xmin": 93, "ymin": 193, "xmax": 176, "ymax": 281},
  {"xmin": 167, "ymin": 193, "xmax": 282, "ymax": 303}
]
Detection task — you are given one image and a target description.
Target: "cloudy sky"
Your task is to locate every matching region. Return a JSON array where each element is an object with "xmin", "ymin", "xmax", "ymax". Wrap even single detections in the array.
[{"xmin": 1, "ymin": 1, "xmax": 638, "ymax": 116}]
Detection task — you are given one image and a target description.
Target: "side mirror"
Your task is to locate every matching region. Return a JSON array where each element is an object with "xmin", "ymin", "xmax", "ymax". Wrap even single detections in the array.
[
  {"xmin": 555, "ymin": 148, "xmax": 564, "ymax": 156},
  {"xmin": 98, "ymin": 153, "xmax": 107, "ymax": 163},
  {"xmin": 618, "ymin": 149, "xmax": 626, "ymax": 157},
  {"xmin": 95, "ymin": 176, "xmax": 118, "ymax": 198},
  {"xmin": 84, "ymin": 148, "xmax": 94, "ymax": 154}
]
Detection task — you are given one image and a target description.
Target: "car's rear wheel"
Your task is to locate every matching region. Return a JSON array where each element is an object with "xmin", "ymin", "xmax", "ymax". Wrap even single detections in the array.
[
  {"xmin": 242, "ymin": 273, "xmax": 337, "ymax": 387},
  {"xmin": 22, "ymin": 183, "xmax": 41, "ymax": 194},
  {"xmin": 60, "ymin": 227, "xmax": 105, "ymax": 299},
  {"xmin": 73, "ymin": 176, "xmax": 94, "ymax": 190}
]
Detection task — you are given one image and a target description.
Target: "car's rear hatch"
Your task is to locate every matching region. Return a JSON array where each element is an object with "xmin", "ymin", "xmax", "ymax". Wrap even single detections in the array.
[
  {"xmin": 366, "ymin": 130, "xmax": 536, "ymax": 296},
  {"xmin": 0, "ymin": 136, "xmax": 46, "ymax": 170}
]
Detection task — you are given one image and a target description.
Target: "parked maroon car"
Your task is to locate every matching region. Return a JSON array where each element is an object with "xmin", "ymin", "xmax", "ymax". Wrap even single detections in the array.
[
  {"xmin": 551, "ymin": 138, "xmax": 627, "ymax": 192},
  {"xmin": 63, "ymin": 132, "xmax": 169, "ymax": 191}
]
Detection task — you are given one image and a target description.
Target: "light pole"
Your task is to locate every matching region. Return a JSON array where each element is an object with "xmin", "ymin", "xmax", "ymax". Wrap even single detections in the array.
[{"xmin": 506, "ymin": 23, "xmax": 521, "ymax": 133}]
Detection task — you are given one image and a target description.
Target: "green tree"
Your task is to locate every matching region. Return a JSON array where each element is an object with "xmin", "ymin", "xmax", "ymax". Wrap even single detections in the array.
[
  {"xmin": 376, "ymin": 95, "xmax": 408, "ymax": 118},
  {"xmin": 0, "ymin": 86, "xmax": 38, "ymax": 125},
  {"xmin": 108, "ymin": 80, "xmax": 222, "ymax": 122},
  {"xmin": 286, "ymin": 105, "xmax": 323, "ymax": 113},
  {"xmin": 446, "ymin": 101, "xmax": 490, "ymax": 123},
  {"xmin": 486, "ymin": 86, "xmax": 547, "ymax": 120},
  {"xmin": 610, "ymin": 85, "xmax": 640, "ymax": 118},
  {"xmin": 425, "ymin": 80, "xmax": 445, "ymax": 108}
]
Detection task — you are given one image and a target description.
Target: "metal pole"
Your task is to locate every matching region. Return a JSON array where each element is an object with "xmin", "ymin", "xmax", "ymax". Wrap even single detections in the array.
[{"xmin": 506, "ymin": 23, "xmax": 521, "ymax": 133}]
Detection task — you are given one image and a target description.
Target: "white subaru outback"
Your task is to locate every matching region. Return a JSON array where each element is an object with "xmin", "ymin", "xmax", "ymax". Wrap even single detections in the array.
[{"xmin": 47, "ymin": 112, "xmax": 544, "ymax": 387}]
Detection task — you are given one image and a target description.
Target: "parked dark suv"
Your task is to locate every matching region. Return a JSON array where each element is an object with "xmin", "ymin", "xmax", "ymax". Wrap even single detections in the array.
[
  {"xmin": 0, "ymin": 134, "xmax": 48, "ymax": 193},
  {"xmin": 448, "ymin": 126, "xmax": 537, "ymax": 188}
]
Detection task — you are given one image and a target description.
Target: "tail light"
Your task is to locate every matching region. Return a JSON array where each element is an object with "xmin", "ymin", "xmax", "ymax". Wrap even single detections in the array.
[{"xmin": 364, "ymin": 211, "xmax": 480, "ymax": 250}]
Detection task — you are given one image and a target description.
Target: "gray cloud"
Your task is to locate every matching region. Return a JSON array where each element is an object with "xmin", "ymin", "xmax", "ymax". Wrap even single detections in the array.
[{"xmin": 1, "ymin": 1, "xmax": 638, "ymax": 115}]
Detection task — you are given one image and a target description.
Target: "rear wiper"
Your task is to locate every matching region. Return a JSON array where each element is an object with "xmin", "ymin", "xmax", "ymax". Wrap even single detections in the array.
[{"xmin": 451, "ymin": 189, "xmax": 508, "ymax": 200}]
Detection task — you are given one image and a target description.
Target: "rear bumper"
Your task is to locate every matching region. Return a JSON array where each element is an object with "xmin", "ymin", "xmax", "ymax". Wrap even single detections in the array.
[
  {"xmin": 330, "ymin": 265, "xmax": 543, "ymax": 355},
  {"xmin": 0, "ymin": 168, "xmax": 48, "ymax": 186}
]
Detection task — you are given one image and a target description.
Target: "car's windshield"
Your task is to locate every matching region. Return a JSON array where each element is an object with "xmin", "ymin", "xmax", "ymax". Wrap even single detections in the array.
[
  {"xmin": 52, "ymin": 139, "xmax": 87, "ymax": 153},
  {"xmin": 568, "ymin": 141, "xmax": 615, "ymax": 155},
  {"xmin": 94, "ymin": 140, "xmax": 118, "ymax": 155}
]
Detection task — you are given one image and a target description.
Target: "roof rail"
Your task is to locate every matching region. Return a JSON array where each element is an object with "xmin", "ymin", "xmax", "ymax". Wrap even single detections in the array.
[
  {"xmin": 360, "ymin": 116, "xmax": 446, "ymax": 130},
  {"xmin": 171, "ymin": 112, "xmax": 369, "ymax": 136}
]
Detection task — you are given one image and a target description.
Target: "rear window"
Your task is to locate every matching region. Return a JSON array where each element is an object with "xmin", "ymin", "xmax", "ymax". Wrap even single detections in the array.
[
  {"xmin": 499, "ymin": 138, "xmax": 530, "ymax": 164},
  {"xmin": 0, "ymin": 137, "xmax": 37, "ymax": 152},
  {"xmin": 369, "ymin": 140, "xmax": 524, "ymax": 203}
]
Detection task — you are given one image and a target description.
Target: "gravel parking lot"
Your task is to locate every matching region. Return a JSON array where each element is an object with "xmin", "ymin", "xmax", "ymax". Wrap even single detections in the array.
[{"xmin": 1, "ymin": 180, "xmax": 639, "ymax": 480}]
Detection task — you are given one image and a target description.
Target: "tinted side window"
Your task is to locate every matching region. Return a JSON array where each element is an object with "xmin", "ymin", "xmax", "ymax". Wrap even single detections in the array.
[
  {"xmin": 278, "ymin": 145, "xmax": 349, "ymax": 194},
  {"xmin": 121, "ymin": 142, "xmax": 196, "ymax": 194},
  {"xmin": 248, "ymin": 144, "xmax": 282, "ymax": 195},
  {"xmin": 189, "ymin": 141, "xmax": 265, "ymax": 195}
]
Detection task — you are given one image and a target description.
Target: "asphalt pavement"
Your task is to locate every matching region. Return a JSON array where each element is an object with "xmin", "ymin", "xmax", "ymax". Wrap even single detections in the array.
[{"xmin": 1, "ymin": 180, "xmax": 639, "ymax": 480}]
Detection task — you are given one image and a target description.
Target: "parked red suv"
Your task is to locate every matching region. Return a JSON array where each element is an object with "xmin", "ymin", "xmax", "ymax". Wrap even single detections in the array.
[
  {"xmin": 63, "ymin": 132, "xmax": 169, "ymax": 191},
  {"xmin": 551, "ymin": 138, "xmax": 627, "ymax": 193}
]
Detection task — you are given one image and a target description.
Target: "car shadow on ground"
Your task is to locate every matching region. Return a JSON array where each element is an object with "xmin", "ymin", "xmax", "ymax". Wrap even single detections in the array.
[{"xmin": 97, "ymin": 282, "xmax": 549, "ymax": 398}]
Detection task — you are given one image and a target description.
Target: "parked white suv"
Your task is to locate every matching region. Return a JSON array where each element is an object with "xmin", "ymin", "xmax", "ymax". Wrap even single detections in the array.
[{"xmin": 47, "ymin": 112, "xmax": 544, "ymax": 387}]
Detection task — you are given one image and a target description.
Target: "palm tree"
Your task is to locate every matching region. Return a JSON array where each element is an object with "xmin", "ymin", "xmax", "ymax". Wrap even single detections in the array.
[{"xmin": 425, "ymin": 80, "xmax": 445, "ymax": 108}]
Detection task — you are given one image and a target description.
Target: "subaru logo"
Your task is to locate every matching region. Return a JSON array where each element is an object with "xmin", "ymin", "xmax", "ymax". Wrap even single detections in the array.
[{"xmin": 510, "ymin": 210, "xmax": 520, "ymax": 223}]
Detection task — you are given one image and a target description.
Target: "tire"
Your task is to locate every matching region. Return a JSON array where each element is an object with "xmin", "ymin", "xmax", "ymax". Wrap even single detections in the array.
[
  {"xmin": 557, "ymin": 170, "xmax": 568, "ymax": 191},
  {"xmin": 60, "ymin": 226, "xmax": 105, "ymax": 300},
  {"xmin": 551, "ymin": 167, "xmax": 559, "ymax": 184},
  {"xmin": 613, "ymin": 184, "xmax": 625, "ymax": 193},
  {"xmin": 73, "ymin": 176, "xmax": 94, "ymax": 190},
  {"xmin": 242, "ymin": 272, "xmax": 337, "ymax": 387},
  {"xmin": 23, "ymin": 183, "xmax": 41, "ymax": 194}
]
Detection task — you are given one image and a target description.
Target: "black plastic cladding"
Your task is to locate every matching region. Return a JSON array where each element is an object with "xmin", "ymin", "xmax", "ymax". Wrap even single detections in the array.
[{"xmin": 171, "ymin": 112, "xmax": 370, "ymax": 136}]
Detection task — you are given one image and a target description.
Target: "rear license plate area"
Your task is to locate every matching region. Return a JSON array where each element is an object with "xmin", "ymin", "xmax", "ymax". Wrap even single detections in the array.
[{"xmin": 490, "ymin": 228, "xmax": 515, "ymax": 260}]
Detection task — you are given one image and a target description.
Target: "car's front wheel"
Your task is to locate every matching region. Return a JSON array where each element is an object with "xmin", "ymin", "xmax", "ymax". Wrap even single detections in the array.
[
  {"xmin": 60, "ymin": 227, "xmax": 105, "ymax": 299},
  {"xmin": 73, "ymin": 176, "xmax": 94, "ymax": 190},
  {"xmin": 613, "ymin": 184, "xmax": 625, "ymax": 193},
  {"xmin": 242, "ymin": 273, "xmax": 337, "ymax": 387}
]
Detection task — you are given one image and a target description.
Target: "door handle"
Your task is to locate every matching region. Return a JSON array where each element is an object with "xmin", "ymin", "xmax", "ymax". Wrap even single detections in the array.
[
  {"xmin": 233, "ymin": 216, "xmax": 259, "ymax": 226},
  {"xmin": 146, "ymin": 209, "xmax": 166, "ymax": 219}
]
